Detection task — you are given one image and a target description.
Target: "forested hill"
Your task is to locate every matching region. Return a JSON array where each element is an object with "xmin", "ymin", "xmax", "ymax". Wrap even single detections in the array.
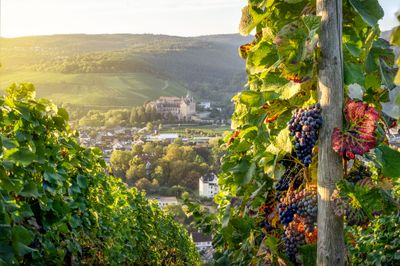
[{"xmin": 0, "ymin": 34, "xmax": 252, "ymax": 107}]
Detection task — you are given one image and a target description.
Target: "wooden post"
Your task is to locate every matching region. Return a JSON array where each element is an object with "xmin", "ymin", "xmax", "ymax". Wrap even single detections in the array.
[{"xmin": 316, "ymin": 0, "xmax": 345, "ymax": 265}]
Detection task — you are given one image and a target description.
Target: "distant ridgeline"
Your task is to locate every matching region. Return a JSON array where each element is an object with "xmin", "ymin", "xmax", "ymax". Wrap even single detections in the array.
[{"xmin": 0, "ymin": 34, "xmax": 251, "ymax": 108}]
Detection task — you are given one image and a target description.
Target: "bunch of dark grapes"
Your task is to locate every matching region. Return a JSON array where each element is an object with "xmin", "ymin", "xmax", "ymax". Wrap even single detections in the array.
[
  {"xmin": 287, "ymin": 189, "xmax": 317, "ymax": 232},
  {"xmin": 288, "ymin": 104, "xmax": 323, "ymax": 166},
  {"xmin": 259, "ymin": 203, "xmax": 274, "ymax": 232},
  {"xmin": 274, "ymin": 158, "xmax": 303, "ymax": 200},
  {"xmin": 259, "ymin": 220, "xmax": 273, "ymax": 232},
  {"xmin": 282, "ymin": 219, "xmax": 305, "ymax": 263},
  {"xmin": 274, "ymin": 173, "xmax": 303, "ymax": 199},
  {"xmin": 345, "ymin": 208, "xmax": 369, "ymax": 226},
  {"xmin": 346, "ymin": 162, "xmax": 372, "ymax": 184},
  {"xmin": 279, "ymin": 202, "xmax": 297, "ymax": 226}
]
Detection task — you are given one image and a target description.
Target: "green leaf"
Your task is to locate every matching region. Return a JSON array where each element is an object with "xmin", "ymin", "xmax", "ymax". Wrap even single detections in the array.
[
  {"xmin": 0, "ymin": 243, "xmax": 15, "ymax": 265},
  {"xmin": 13, "ymin": 242, "xmax": 36, "ymax": 257},
  {"xmin": 275, "ymin": 22, "xmax": 307, "ymax": 65},
  {"xmin": 222, "ymin": 204, "xmax": 231, "ymax": 228},
  {"xmin": 12, "ymin": 226, "xmax": 33, "ymax": 245},
  {"xmin": 349, "ymin": 0, "xmax": 384, "ymax": 27},
  {"xmin": 302, "ymin": 15, "xmax": 321, "ymax": 34},
  {"xmin": 241, "ymin": 162, "xmax": 256, "ymax": 185},
  {"xmin": 3, "ymin": 148, "xmax": 35, "ymax": 167},
  {"xmin": 391, "ymin": 26, "xmax": 400, "ymax": 45},
  {"xmin": 344, "ymin": 62, "xmax": 364, "ymax": 86},
  {"xmin": 239, "ymin": 91, "xmax": 262, "ymax": 107},
  {"xmin": 261, "ymin": 74, "xmax": 289, "ymax": 92},
  {"xmin": 247, "ymin": 40, "xmax": 279, "ymax": 74},
  {"xmin": 19, "ymin": 181, "xmax": 40, "ymax": 198},
  {"xmin": 262, "ymin": 91, "xmax": 281, "ymax": 101},
  {"xmin": 267, "ymin": 128, "xmax": 292, "ymax": 154},
  {"xmin": 44, "ymin": 169, "xmax": 58, "ymax": 184},
  {"xmin": 57, "ymin": 107, "xmax": 69, "ymax": 121},
  {"xmin": 278, "ymin": 82, "xmax": 302, "ymax": 100},
  {"xmin": 284, "ymin": 0, "xmax": 303, "ymax": 3},
  {"xmin": 378, "ymin": 58, "xmax": 396, "ymax": 90},
  {"xmin": 0, "ymin": 137, "xmax": 19, "ymax": 149},
  {"xmin": 77, "ymin": 174, "xmax": 88, "ymax": 189},
  {"xmin": 374, "ymin": 145, "xmax": 400, "ymax": 179},
  {"xmin": 239, "ymin": 6, "xmax": 268, "ymax": 36},
  {"xmin": 345, "ymin": 43, "xmax": 362, "ymax": 57},
  {"xmin": 263, "ymin": 236, "xmax": 279, "ymax": 256},
  {"xmin": 298, "ymin": 244, "xmax": 317, "ymax": 266}
]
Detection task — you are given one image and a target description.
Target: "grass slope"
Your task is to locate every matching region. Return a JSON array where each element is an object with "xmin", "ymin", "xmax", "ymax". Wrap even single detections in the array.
[
  {"xmin": 0, "ymin": 34, "xmax": 251, "ymax": 108},
  {"xmin": 0, "ymin": 71, "xmax": 187, "ymax": 107}
]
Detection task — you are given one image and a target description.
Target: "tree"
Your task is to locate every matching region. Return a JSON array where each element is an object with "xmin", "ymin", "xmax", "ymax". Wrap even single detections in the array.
[
  {"xmin": 131, "ymin": 143, "xmax": 144, "ymax": 156},
  {"xmin": 110, "ymin": 150, "xmax": 132, "ymax": 177},
  {"xmin": 135, "ymin": 177, "xmax": 153, "ymax": 191},
  {"xmin": 146, "ymin": 122, "xmax": 154, "ymax": 132},
  {"xmin": 126, "ymin": 163, "xmax": 146, "ymax": 183},
  {"xmin": 130, "ymin": 107, "xmax": 138, "ymax": 124}
]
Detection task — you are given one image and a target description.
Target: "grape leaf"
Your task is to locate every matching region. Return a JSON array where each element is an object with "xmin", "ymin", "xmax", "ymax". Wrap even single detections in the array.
[
  {"xmin": 391, "ymin": 25, "xmax": 400, "ymax": 45},
  {"xmin": 344, "ymin": 62, "xmax": 364, "ymax": 86},
  {"xmin": 349, "ymin": 0, "xmax": 384, "ymax": 27},
  {"xmin": 274, "ymin": 22, "xmax": 307, "ymax": 65},
  {"xmin": 332, "ymin": 100, "xmax": 379, "ymax": 159},
  {"xmin": 374, "ymin": 145, "xmax": 400, "ymax": 179},
  {"xmin": 239, "ymin": 6, "xmax": 268, "ymax": 36}
]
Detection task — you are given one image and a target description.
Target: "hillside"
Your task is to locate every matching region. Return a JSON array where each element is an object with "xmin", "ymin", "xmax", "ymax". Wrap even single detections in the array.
[{"xmin": 0, "ymin": 34, "xmax": 251, "ymax": 108}]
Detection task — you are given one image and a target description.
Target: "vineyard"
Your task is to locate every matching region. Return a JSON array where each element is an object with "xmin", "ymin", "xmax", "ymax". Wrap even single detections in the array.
[
  {"xmin": 1, "ymin": 0, "xmax": 400, "ymax": 265},
  {"xmin": 184, "ymin": 0, "xmax": 400, "ymax": 265},
  {"xmin": 0, "ymin": 83, "xmax": 200, "ymax": 265}
]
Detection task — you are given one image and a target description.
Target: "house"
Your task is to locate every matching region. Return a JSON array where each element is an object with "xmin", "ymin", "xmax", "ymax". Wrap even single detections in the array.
[
  {"xmin": 180, "ymin": 95, "xmax": 196, "ymax": 119},
  {"xmin": 112, "ymin": 142, "xmax": 124, "ymax": 150},
  {"xmin": 149, "ymin": 196, "xmax": 178, "ymax": 208},
  {"xmin": 199, "ymin": 101, "xmax": 211, "ymax": 110},
  {"xmin": 146, "ymin": 133, "xmax": 179, "ymax": 142},
  {"xmin": 199, "ymin": 173, "xmax": 219, "ymax": 198},
  {"xmin": 148, "ymin": 93, "xmax": 196, "ymax": 119},
  {"xmin": 191, "ymin": 232, "xmax": 212, "ymax": 252}
]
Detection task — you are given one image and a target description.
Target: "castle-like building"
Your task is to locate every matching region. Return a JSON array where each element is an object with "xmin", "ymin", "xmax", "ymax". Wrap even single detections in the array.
[
  {"xmin": 199, "ymin": 173, "xmax": 219, "ymax": 198},
  {"xmin": 149, "ymin": 93, "xmax": 196, "ymax": 120}
]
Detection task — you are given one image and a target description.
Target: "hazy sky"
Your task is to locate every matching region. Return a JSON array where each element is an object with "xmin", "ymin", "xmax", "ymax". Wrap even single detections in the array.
[{"xmin": 1, "ymin": 0, "xmax": 399, "ymax": 37}]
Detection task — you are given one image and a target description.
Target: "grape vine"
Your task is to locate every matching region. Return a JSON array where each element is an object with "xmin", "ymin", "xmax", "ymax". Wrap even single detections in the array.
[
  {"xmin": 184, "ymin": 0, "xmax": 400, "ymax": 265},
  {"xmin": 0, "ymin": 84, "xmax": 200, "ymax": 265}
]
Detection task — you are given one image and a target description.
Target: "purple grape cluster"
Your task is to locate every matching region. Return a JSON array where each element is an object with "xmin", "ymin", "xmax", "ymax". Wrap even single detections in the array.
[
  {"xmin": 274, "ymin": 159, "xmax": 303, "ymax": 200},
  {"xmin": 345, "ymin": 208, "xmax": 369, "ymax": 226},
  {"xmin": 274, "ymin": 173, "xmax": 303, "ymax": 199},
  {"xmin": 291, "ymin": 190, "xmax": 317, "ymax": 219},
  {"xmin": 282, "ymin": 220, "xmax": 305, "ymax": 262},
  {"xmin": 259, "ymin": 220, "xmax": 273, "ymax": 232},
  {"xmin": 287, "ymin": 189, "xmax": 317, "ymax": 232},
  {"xmin": 259, "ymin": 202, "xmax": 274, "ymax": 232},
  {"xmin": 288, "ymin": 104, "xmax": 323, "ymax": 167},
  {"xmin": 279, "ymin": 202, "xmax": 297, "ymax": 226},
  {"xmin": 346, "ymin": 162, "xmax": 372, "ymax": 184}
]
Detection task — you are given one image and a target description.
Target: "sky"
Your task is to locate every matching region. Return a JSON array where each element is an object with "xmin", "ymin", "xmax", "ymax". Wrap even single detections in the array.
[{"xmin": 0, "ymin": 0, "xmax": 399, "ymax": 38}]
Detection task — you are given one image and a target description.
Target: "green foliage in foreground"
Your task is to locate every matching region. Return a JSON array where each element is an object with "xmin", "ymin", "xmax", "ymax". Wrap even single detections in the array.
[
  {"xmin": 184, "ymin": 0, "xmax": 400, "ymax": 265},
  {"xmin": 0, "ymin": 83, "xmax": 200, "ymax": 265},
  {"xmin": 347, "ymin": 214, "xmax": 400, "ymax": 265}
]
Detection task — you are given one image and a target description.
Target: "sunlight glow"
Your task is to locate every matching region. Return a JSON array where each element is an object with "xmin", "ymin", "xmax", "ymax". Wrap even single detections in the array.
[{"xmin": 0, "ymin": 0, "xmax": 398, "ymax": 37}]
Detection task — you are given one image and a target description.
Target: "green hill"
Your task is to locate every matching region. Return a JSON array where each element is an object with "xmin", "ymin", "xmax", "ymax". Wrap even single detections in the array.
[
  {"xmin": 0, "ymin": 71, "xmax": 186, "ymax": 107},
  {"xmin": 0, "ymin": 34, "xmax": 251, "ymax": 108}
]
